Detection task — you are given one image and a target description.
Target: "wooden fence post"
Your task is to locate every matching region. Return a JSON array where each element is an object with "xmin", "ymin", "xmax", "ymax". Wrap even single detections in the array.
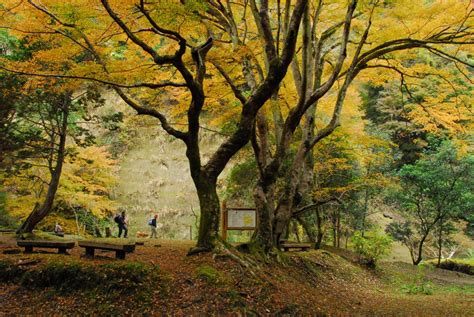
[{"xmin": 221, "ymin": 200, "xmax": 227, "ymax": 241}]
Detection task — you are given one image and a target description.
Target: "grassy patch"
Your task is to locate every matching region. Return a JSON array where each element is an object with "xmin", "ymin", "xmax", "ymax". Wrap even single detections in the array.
[
  {"xmin": 390, "ymin": 267, "xmax": 434, "ymax": 295},
  {"xmin": 380, "ymin": 263, "xmax": 435, "ymax": 295},
  {"xmin": 299, "ymin": 256, "xmax": 323, "ymax": 278},
  {"xmin": 400, "ymin": 280, "xmax": 434, "ymax": 295},
  {"xmin": 433, "ymin": 284, "xmax": 474, "ymax": 295}
]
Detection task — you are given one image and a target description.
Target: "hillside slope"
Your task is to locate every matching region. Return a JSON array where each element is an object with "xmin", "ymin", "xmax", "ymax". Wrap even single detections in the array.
[{"xmin": 1, "ymin": 236, "xmax": 473, "ymax": 316}]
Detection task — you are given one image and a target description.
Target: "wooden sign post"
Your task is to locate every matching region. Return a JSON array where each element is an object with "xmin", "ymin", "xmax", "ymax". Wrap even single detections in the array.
[{"xmin": 221, "ymin": 200, "xmax": 257, "ymax": 241}]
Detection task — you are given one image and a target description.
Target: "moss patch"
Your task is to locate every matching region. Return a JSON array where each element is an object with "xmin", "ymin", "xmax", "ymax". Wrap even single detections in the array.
[{"xmin": 195, "ymin": 265, "xmax": 224, "ymax": 284}]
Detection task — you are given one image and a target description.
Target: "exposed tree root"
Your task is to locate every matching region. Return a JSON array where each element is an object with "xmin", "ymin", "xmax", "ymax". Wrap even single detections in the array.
[
  {"xmin": 186, "ymin": 246, "xmax": 212, "ymax": 256},
  {"xmin": 188, "ymin": 239, "xmax": 262, "ymax": 277},
  {"xmin": 213, "ymin": 248, "xmax": 259, "ymax": 278}
]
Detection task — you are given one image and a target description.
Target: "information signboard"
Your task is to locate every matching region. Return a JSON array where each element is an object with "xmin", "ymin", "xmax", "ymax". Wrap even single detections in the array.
[
  {"xmin": 221, "ymin": 202, "xmax": 257, "ymax": 241},
  {"xmin": 227, "ymin": 209, "xmax": 257, "ymax": 229}
]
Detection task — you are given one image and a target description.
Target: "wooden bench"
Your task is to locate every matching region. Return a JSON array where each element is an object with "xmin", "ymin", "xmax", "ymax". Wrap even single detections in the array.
[
  {"xmin": 280, "ymin": 242, "xmax": 311, "ymax": 252},
  {"xmin": 0, "ymin": 229, "xmax": 15, "ymax": 233},
  {"xmin": 78, "ymin": 241, "xmax": 135, "ymax": 259},
  {"xmin": 17, "ymin": 240, "xmax": 75, "ymax": 254}
]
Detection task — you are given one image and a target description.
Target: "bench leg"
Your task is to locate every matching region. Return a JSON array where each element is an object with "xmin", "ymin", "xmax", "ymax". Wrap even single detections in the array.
[
  {"xmin": 85, "ymin": 247, "xmax": 95, "ymax": 257},
  {"xmin": 24, "ymin": 246, "xmax": 33, "ymax": 253},
  {"xmin": 58, "ymin": 247, "xmax": 67, "ymax": 254},
  {"xmin": 116, "ymin": 250, "xmax": 125, "ymax": 259}
]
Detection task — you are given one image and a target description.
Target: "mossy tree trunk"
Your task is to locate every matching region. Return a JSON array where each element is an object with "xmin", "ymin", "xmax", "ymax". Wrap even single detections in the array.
[
  {"xmin": 247, "ymin": 1, "xmax": 359, "ymax": 253},
  {"xmin": 193, "ymin": 176, "xmax": 221, "ymax": 251}
]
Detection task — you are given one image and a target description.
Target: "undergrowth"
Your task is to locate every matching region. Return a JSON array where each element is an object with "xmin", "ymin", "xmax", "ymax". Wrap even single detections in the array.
[
  {"xmin": 399, "ymin": 268, "xmax": 434, "ymax": 295},
  {"xmin": 0, "ymin": 259, "xmax": 169, "ymax": 297}
]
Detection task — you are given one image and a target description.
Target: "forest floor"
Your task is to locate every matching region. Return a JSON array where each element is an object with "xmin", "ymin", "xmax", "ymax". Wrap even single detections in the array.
[{"xmin": 0, "ymin": 233, "xmax": 473, "ymax": 316}]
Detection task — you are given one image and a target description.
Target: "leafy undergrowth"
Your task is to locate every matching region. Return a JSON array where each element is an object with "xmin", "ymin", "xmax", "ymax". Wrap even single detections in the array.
[{"xmin": 1, "ymin": 237, "xmax": 473, "ymax": 315}]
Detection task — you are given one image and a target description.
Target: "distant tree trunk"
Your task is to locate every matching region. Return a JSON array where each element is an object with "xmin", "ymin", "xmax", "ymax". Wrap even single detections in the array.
[
  {"xmin": 315, "ymin": 207, "xmax": 324, "ymax": 249},
  {"xmin": 408, "ymin": 244, "xmax": 416, "ymax": 265},
  {"xmin": 292, "ymin": 220, "xmax": 301, "ymax": 242},
  {"xmin": 437, "ymin": 218, "xmax": 444, "ymax": 266},
  {"xmin": 413, "ymin": 233, "xmax": 429, "ymax": 265},
  {"xmin": 17, "ymin": 102, "xmax": 69, "ymax": 234},
  {"xmin": 361, "ymin": 187, "xmax": 370, "ymax": 237},
  {"xmin": 94, "ymin": 227, "xmax": 102, "ymax": 238},
  {"xmin": 297, "ymin": 215, "xmax": 316, "ymax": 244}
]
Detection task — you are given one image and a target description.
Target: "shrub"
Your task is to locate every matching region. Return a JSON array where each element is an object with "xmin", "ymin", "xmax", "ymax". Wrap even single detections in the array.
[
  {"xmin": 464, "ymin": 248, "xmax": 474, "ymax": 259},
  {"xmin": 436, "ymin": 259, "xmax": 474, "ymax": 275},
  {"xmin": 351, "ymin": 231, "xmax": 392, "ymax": 267},
  {"xmin": 21, "ymin": 261, "xmax": 97, "ymax": 290},
  {"xmin": 18, "ymin": 261, "xmax": 166, "ymax": 294},
  {"xmin": 0, "ymin": 260, "xmax": 26, "ymax": 283}
]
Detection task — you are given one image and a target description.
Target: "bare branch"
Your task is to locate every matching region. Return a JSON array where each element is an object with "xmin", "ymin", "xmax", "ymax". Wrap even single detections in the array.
[
  {"xmin": 113, "ymin": 88, "xmax": 188, "ymax": 141},
  {"xmin": 100, "ymin": 0, "xmax": 175, "ymax": 65},
  {"xmin": 0, "ymin": 66, "xmax": 186, "ymax": 89},
  {"xmin": 211, "ymin": 61, "xmax": 247, "ymax": 105}
]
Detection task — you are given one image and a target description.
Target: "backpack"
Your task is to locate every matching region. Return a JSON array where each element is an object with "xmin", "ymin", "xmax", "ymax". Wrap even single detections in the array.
[
  {"xmin": 114, "ymin": 214, "xmax": 121, "ymax": 224},
  {"xmin": 148, "ymin": 219, "xmax": 153, "ymax": 226}
]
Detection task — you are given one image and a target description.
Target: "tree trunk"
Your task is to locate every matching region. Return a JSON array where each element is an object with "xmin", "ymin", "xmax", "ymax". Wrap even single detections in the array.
[
  {"xmin": 297, "ymin": 215, "xmax": 316, "ymax": 243},
  {"xmin": 336, "ymin": 210, "xmax": 341, "ymax": 248},
  {"xmin": 252, "ymin": 182, "xmax": 275, "ymax": 252},
  {"xmin": 361, "ymin": 187, "xmax": 369, "ymax": 237},
  {"xmin": 437, "ymin": 219, "xmax": 444, "ymax": 266},
  {"xmin": 193, "ymin": 177, "xmax": 221, "ymax": 252},
  {"xmin": 315, "ymin": 207, "xmax": 324, "ymax": 249},
  {"xmin": 292, "ymin": 220, "xmax": 301, "ymax": 242},
  {"xmin": 17, "ymin": 103, "xmax": 69, "ymax": 234},
  {"xmin": 413, "ymin": 233, "xmax": 429, "ymax": 265},
  {"xmin": 408, "ymin": 243, "xmax": 416, "ymax": 265}
]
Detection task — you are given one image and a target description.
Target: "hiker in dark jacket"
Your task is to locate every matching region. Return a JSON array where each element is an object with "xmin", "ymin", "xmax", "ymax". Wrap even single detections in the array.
[
  {"xmin": 116, "ymin": 211, "xmax": 128, "ymax": 238},
  {"xmin": 149, "ymin": 214, "xmax": 158, "ymax": 239}
]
